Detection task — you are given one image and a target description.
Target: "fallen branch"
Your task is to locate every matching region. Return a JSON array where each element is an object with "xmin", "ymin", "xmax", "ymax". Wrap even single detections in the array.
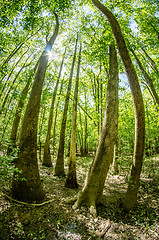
[{"xmin": 1, "ymin": 192, "xmax": 54, "ymax": 207}]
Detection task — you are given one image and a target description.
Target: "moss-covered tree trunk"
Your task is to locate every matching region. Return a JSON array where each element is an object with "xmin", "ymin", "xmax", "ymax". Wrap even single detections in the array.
[
  {"xmin": 74, "ymin": 44, "xmax": 119, "ymax": 215},
  {"xmin": 65, "ymin": 42, "xmax": 82, "ymax": 188},
  {"xmin": 42, "ymin": 51, "xmax": 65, "ymax": 167},
  {"xmin": 91, "ymin": 0, "xmax": 145, "ymax": 211},
  {"xmin": 11, "ymin": 13, "xmax": 59, "ymax": 203},
  {"xmin": 54, "ymin": 38, "xmax": 78, "ymax": 176}
]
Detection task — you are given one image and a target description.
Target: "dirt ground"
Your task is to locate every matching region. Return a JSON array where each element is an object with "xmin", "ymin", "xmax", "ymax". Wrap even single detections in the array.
[{"xmin": 0, "ymin": 155, "xmax": 159, "ymax": 240}]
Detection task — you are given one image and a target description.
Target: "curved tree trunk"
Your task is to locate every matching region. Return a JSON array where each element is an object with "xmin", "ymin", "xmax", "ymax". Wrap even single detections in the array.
[
  {"xmin": 91, "ymin": 0, "xmax": 145, "ymax": 211},
  {"xmin": 74, "ymin": 44, "xmax": 119, "ymax": 215},
  {"xmin": 65, "ymin": 42, "xmax": 82, "ymax": 188},
  {"xmin": 11, "ymin": 13, "xmax": 59, "ymax": 203},
  {"xmin": 43, "ymin": 50, "xmax": 65, "ymax": 167},
  {"xmin": 54, "ymin": 37, "xmax": 78, "ymax": 176}
]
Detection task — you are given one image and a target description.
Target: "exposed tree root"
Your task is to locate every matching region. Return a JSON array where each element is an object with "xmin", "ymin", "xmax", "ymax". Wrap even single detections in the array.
[
  {"xmin": 89, "ymin": 205, "xmax": 97, "ymax": 217},
  {"xmin": 1, "ymin": 192, "xmax": 54, "ymax": 206},
  {"xmin": 65, "ymin": 196, "xmax": 77, "ymax": 204}
]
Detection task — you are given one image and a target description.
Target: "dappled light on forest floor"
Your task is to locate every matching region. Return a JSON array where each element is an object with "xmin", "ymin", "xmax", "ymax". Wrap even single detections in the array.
[{"xmin": 1, "ymin": 155, "xmax": 159, "ymax": 239}]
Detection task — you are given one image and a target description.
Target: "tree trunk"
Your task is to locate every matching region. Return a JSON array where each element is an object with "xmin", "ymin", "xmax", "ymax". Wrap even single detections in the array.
[
  {"xmin": 130, "ymin": 48, "xmax": 159, "ymax": 105},
  {"xmin": 84, "ymin": 89, "xmax": 88, "ymax": 156},
  {"xmin": 112, "ymin": 139, "xmax": 119, "ymax": 175},
  {"xmin": 38, "ymin": 103, "xmax": 46, "ymax": 162},
  {"xmin": 52, "ymin": 79, "xmax": 64, "ymax": 160},
  {"xmin": 11, "ymin": 13, "xmax": 59, "ymax": 203},
  {"xmin": 54, "ymin": 37, "xmax": 78, "ymax": 176},
  {"xmin": 42, "ymin": 51, "xmax": 65, "ymax": 167},
  {"xmin": 74, "ymin": 44, "xmax": 119, "ymax": 215},
  {"xmin": 65, "ymin": 42, "xmax": 82, "ymax": 188},
  {"xmin": 91, "ymin": 0, "xmax": 145, "ymax": 211},
  {"xmin": 7, "ymin": 68, "xmax": 36, "ymax": 155},
  {"xmin": 78, "ymin": 110, "xmax": 84, "ymax": 156}
]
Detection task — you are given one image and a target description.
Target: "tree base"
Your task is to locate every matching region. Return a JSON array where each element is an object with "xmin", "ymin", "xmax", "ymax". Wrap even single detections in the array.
[
  {"xmin": 42, "ymin": 162, "xmax": 52, "ymax": 167},
  {"xmin": 65, "ymin": 179, "xmax": 78, "ymax": 189},
  {"xmin": 12, "ymin": 173, "xmax": 45, "ymax": 203},
  {"xmin": 54, "ymin": 170, "xmax": 66, "ymax": 177},
  {"xmin": 12, "ymin": 182, "xmax": 45, "ymax": 203}
]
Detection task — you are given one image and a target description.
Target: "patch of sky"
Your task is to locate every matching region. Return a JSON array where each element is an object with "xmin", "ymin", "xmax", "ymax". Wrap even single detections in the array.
[
  {"xmin": 44, "ymin": 43, "xmax": 51, "ymax": 53},
  {"xmin": 155, "ymin": 11, "xmax": 159, "ymax": 18},
  {"xmin": 129, "ymin": 17, "xmax": 139, "ymax": 34},
  {"xmin": 119, "ymin": 72, "xmax": 130, "ymax": 89}
]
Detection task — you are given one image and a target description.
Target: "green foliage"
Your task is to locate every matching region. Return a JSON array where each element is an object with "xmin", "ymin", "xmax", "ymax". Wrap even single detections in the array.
[
  {"xmin": 0, "ymin": 146, "xmax": 20, "ymax": 179},
  {"xmin": 0, "ymin": 0, "xmax": 158, "ymax": 189}
]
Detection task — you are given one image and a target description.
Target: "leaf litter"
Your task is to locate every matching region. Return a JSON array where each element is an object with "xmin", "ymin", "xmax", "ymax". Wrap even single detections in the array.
[{"xmin": 0, "ymin": 154, "xmax": 159, "ymax": 239}]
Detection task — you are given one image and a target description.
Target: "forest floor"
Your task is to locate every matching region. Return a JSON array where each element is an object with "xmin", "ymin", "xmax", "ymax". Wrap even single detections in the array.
[{"xmin": 0, "ymin": 154, "xmax": 159, "ymax": 240}]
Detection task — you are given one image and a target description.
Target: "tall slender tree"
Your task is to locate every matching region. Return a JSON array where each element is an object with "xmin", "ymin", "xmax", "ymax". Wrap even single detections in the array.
[
  {"xmin": 54, "ymin": 37, "xmax": 78, "ymax": 176},
  {"xmin": 74, "ymin": 44, "xmax": 119, "ymax": 215},
  {"xmin": 42, "ymin": 50, "xmax": 65, "ymax": 167},
  {"xmin": 12, "ymin": 13, "xmax": 59, "ymax": 202},
  {"xmin": 65, "ymin": 42, "xmax": 82, "ymax": 188},
  {"xmin": 52, "ymin": 79, "xmax": 64, "ymax": 159},
  {"xmin": 91, "ymin": 0, "xmax": 145, "ymax": 211}
]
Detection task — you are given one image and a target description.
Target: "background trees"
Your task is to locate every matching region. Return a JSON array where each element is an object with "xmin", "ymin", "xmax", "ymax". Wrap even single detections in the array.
[{"xmin": 0, "ymin": 0, "xmax": 158, "ymax": 208}]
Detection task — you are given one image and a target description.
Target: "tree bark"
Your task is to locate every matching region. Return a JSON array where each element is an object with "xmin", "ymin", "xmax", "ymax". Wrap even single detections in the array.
[
  {"xmin": 54, "ymin": 37, "xmax": 78, "ymax": 176},
  {"xmin": 65, "ymin": 42, "xmax": 82, "ymax": 188},
  {"xmin": 74, "ymin": 44, "xmax": 119, "ymax": 215},
  {"xmin": 91, "ymin": 0, "xmax": 145, "ymax": 211},
  {"xmin": 42, "ymin": 50, "xmax": 65, "ymax": 167},
  {"xmin": 11, "ymin": 13, "xmax": 59, "ymax": 203}
]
